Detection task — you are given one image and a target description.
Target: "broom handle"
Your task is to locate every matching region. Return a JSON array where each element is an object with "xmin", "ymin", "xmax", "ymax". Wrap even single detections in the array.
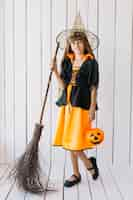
[{"xmin": 39, "ymin": 42, "xmax": 60, "ymax": 125}]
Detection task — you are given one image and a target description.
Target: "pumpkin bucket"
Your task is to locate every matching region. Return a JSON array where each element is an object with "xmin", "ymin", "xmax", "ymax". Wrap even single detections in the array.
[{"xmin": 85, "ymin": 128, "xmax": 104, "ymax": 145}]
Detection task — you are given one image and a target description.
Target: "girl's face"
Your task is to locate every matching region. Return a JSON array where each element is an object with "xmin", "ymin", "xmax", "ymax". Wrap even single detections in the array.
[{"xmin": 70, "ymin": 39, "xmax": 85, "ymax": 55}]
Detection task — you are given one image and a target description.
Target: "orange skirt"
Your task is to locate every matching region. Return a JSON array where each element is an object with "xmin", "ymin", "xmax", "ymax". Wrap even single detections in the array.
[{"xmin": 52, "ymin": 84, "xmax": 95, "ymax": 150}]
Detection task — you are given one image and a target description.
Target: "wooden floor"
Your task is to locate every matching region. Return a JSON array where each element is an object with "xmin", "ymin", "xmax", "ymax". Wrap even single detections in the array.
[{"xmin": 0, "ymin": 150, "xmax": 133, "ymax": 200}]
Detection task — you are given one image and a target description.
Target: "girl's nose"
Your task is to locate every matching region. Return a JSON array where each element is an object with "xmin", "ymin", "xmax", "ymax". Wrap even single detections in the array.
[{"xmin": 74, "ymin": 43, "xmax": 80, "ymax": 48}]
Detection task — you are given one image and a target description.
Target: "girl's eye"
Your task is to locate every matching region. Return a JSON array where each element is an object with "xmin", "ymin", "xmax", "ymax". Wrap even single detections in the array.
[
  {"xmin": 78, "ymin": 42, "xmax": 83, "ymax": 46},
  {"xmin": 71, "ymin": 42, "xmax": 75, "ymax": 45},
  {"xmin": 71, "ymin": 40, "xmax": 82, "ymax": 45}
]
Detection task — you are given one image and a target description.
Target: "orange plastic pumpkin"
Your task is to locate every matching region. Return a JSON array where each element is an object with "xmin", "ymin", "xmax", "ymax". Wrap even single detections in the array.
[{"xmin": 85, "ymin": 128, "xmax": 104, "ymax": 145}]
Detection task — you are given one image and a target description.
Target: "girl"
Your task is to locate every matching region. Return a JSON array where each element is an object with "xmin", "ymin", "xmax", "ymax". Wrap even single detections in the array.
[{"xmin": 50, "ymin": 31, "xmax": 99, "ymax": 187}]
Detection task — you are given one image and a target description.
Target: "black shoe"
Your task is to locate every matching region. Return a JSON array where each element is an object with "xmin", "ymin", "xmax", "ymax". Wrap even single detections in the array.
[
  {"xmin": 87, "ymin": 157, "xmax": 99, "ymax": 180},
  {"xmin": 64, "ymin": 173, "xmax": 81, "ymax": 187}
]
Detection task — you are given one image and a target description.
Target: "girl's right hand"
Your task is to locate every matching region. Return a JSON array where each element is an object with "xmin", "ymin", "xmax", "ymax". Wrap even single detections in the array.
[
  {"xmin": 89, "ymin": 106, "xmax": 96, "ymax": 121},
  {"xmin": 50, "ymin": 58, "xmax": 58, "ymax": 73}
]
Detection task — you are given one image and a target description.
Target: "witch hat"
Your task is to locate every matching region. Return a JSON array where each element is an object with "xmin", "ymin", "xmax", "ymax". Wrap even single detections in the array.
[{"xmin": 56, "ymin": 12, "xmax": 100, "ymax": 50}]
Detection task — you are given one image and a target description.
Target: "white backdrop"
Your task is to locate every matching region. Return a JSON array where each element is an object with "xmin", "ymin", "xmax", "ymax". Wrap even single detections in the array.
[{"xmin": 0, "ymin": 0, "xmax": 133, "ymax": 168}]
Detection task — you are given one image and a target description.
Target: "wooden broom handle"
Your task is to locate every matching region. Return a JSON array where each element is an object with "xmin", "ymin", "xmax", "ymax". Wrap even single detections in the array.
[{"xmin": 39, "ymin": 42, "xmax": 60, "ymax": 124}]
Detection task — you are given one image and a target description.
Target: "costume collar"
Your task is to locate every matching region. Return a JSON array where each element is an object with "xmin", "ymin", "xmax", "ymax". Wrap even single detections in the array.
[{"xmin": 66, "ymin": 53, "xmax": 94, "ymax": 63}]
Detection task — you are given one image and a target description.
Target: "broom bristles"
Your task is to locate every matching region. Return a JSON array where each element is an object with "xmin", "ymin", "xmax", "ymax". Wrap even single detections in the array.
[{"xmin": 9, "ymin": 123, "xmax": 47, "ymax": 194}]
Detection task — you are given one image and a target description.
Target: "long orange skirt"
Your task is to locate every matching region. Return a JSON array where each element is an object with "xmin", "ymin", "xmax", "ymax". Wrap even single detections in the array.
[{"xmin": 52, "ymin": 84, "xmax": 95, "ymax": 150}]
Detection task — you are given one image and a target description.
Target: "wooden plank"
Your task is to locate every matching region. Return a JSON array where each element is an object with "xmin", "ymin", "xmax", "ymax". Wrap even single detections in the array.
[
  {"xmin": 0, "ymin": 165, "xmax": 13, "ymax": 183},
  {"xmin": 0, "ymin": 165, "xmax": 9, "ymax": 181},
  {"xmin": 78, "ymin": 157, "xmax": 92, "ymax": 199},
  {"xmin": 0, "ymin": 165, "xmax": 15, "ymax": 200},
  {"xmin": 86, "ymin": 154, "xmax": 106, "ymax": 200},
  {"xmin": 98, "ymin": 0, "xmax": 117, "ymax": 165},
  {"xmin": 108, "ymin": 164, "xmax": 133, "ymax": 200},
  {"xmin": 113, "ymin": 0, "xmax": 132, "ymax": 167},
  {"xmin": 38, "ymin": 0, "xmax": 51, "ymax": 169},
  {"xmin": 131, "ymin": 1, "xmax": 133, "ymax": 168},
  {"xmin": 13, "ymin": 0, "xmax": 27, "ymax": 160},
  {"xmin": 0, "ymin": 164, "xmax": 27, "ymax": 199},
  {"xmin": 68, "ymin": 0, "xmax": 77, "ymax": 29},
  {"xmin": 0, "ymin": 0, "xmax": 7, "ymax": 164},
  {"xmin": 98, "ymin": 158, "xmax": 122, "ymax": 200},
  {"xmin": 0, "ymin": 180, "xmax": 15, "ymax": 200},
  {"xmin": 4, "ymin": 0, "xmax": 15, "ymax": 163},
  {"xmin": 64, "ymin": 151, "xmax": 78, "ymax": 200},
  {"xmin": 25, "ymin": 193, "xmax": 44, "ymax": 200},
  {"xmin": 6, "ymin": 183, "xmax": 26, "ymax": 200},
  {"xmin": 0, "ymin": 0, "xmax": 3, "ymax": 163},
  {"xmin": 26, "ymin": 0, "xmax": 41, "ymax": 142},
  {"xmin": 77, "ymin": 0, "xmax": 90, "ymax": 28},
  {"xmin": 44, "ymin": 149, "xmax": 66, "ymax": 200},
  {"xmin": 0, "ymin": 168, "xmax": 5, "ymax": 180}
]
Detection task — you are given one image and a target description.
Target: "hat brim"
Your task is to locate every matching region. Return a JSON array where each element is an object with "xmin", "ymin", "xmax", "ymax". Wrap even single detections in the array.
[{"xmin": 56, "ymin": 28, "xmax": 100, "ymax": 50}]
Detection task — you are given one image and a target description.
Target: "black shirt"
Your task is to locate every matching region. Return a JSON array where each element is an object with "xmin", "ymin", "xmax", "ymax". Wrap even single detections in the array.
[{"xmin": 55, "ymin": 56, "xmax": 99, "ymax": 111}]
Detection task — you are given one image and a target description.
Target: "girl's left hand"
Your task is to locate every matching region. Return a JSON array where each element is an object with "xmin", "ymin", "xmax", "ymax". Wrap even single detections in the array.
[{"xmin": 89, "ymin": 107, "xmax": 96, "ymax": 121}]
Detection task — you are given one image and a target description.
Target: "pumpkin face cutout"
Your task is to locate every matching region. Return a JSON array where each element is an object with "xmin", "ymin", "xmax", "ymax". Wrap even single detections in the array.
[{"xmin": 85, "ymin": 128, "xmax": 104, "ymax": 145}]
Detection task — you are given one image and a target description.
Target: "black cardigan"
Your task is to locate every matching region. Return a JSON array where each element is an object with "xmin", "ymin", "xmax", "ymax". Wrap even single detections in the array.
[{"xmin": 55, "ymin": 56, "xmax": 99, "ymax": 111}]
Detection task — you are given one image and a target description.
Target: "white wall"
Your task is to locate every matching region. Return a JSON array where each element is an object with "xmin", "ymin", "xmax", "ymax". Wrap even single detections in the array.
[{"xmin": 0, "ymin": 0, "xmax": 133, "ymax": 168}]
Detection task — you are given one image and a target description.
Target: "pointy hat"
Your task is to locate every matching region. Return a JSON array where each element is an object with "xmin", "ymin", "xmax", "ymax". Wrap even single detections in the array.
[{"xmin": 56, "ymin": 12, "xmax": 99, "ymax": 50}]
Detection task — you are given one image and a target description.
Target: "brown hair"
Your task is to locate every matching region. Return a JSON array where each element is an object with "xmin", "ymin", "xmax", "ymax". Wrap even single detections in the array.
[{"xmin": 61, "ymin": 31, "xmax": 95, "ymax": 66}]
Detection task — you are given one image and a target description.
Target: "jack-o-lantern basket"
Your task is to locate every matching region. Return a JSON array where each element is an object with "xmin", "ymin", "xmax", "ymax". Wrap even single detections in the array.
[{"xmin": 85, "ymin": 127, "xmax": 104, "ymax": 146}]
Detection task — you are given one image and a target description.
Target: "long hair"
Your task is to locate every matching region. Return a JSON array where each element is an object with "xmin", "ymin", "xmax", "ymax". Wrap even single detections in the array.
[{"xmin": 61, "ymin": 31, "xmax": 95, "ymax": 67}]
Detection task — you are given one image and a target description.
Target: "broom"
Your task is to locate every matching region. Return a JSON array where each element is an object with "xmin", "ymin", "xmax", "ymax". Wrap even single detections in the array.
[{"xmin": 9, "ymin": 42, "xmax": 60, "ymax": 194}]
